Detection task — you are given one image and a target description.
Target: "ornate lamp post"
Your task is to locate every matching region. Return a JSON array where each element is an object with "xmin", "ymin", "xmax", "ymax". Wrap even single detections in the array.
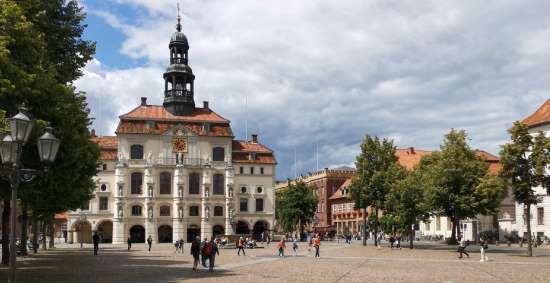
[{"xmin": 0, "ymin": 107, "xmax": 60, "ymax": 283}]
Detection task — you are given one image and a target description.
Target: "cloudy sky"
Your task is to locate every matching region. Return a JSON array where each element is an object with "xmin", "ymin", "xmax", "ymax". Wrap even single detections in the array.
[{"xmin": 76, "ymin": 0, "xmax": 550, "ymax": 179}]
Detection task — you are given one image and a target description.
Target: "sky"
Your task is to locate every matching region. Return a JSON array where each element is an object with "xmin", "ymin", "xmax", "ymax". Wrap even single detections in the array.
[{"xmin": 75, "ymin": 0, "xmax": 550, "ymax": 180}]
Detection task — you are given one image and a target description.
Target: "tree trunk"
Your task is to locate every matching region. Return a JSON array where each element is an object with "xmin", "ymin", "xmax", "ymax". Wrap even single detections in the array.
[
  {"xmin": 1, "ymin": 199, "xmax": 10, "ymax": 265},
  {"xmin": 41, "ymin": 221, "xmax": 47, "ymax": 250},
  {"xmin": 526, "ymin": 204, "xmax": 533, "ymax": 257},
  {"xmin": 362, "ymin": 208, "xmax": 367, "ymax": 246},
  {"xmin": 410, "ymin": 216, "xmax": 415, "ymax": 249},
  {"xmin": 32, "ymin": 217, "xmax": 38, "ymax": 253},
  {"xmin": 373, "ymin": 207, "xmax": 379, "ymax": 247},
  {"xmin": 48, "ymin": 219, "xmax": 55, "ymax": 249},
  {"xmin": 450, "ymin": 215, "xmax": 456, "ymax": 243},
  {"xmin": 19, "ymin": 203, "xmax": 28, "ymax": 256}
]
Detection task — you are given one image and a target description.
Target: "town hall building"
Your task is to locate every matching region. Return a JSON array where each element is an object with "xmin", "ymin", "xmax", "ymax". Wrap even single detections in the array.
[{"xmin": 67, "ymin": 16, "xmax": 276, "ymax": 244}]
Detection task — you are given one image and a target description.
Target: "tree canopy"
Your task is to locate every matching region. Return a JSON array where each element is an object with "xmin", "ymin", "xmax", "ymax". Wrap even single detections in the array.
[
  {"xmin": 276, "ymin": 182, "xmax": 318, "ymax": 233},
  {"xmin": 500, "ymin": 121, "xmax": 550, "ymax": 256}
]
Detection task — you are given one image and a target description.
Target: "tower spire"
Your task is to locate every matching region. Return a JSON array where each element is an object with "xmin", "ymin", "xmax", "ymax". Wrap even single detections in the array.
[{"xmin": 176, "ymin": 2, "xmax": 182, "ymax": 32}]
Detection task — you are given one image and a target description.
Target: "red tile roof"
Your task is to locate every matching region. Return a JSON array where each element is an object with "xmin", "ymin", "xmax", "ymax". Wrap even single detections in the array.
[
  {"xmin": 116, "ymin": 121, "xmax": 233, "ymax": 137},
  {"xmin": 521, "ymin": 99, "xmax": 550, "ymax": 128},
  {"xmin": 120, "ymin": 105, "xmax": 229, "ymax": 123},
  {"xmin": 91, "ymin": 136, "xmax": 117, "ymax": 149},
  {"xmin": 395, "ymin": 148, "xmax": 433, "ymax": 170},
  {"xmin": 232, "ymin": 140, "xmax": 273, "ymax": 153},
  {"xmin": 232, "ymin": 153, "xmax": 277, "ymax": 164},
  {"xmin": 475, "ymin": 150, "xmax": 499, "ymax": 162},
  {"xmin": 329, "ymin": 178, "xmax": 352, "ymax": 200},
  {"xmin": 91, "ymin": 136, "xmax": 118, "ymax": 160}
]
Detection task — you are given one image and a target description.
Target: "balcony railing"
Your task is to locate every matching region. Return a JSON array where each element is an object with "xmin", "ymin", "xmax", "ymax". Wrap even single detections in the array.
[
  {"xmin": 165, "ymin": 89, "xmax": 192, "ymax": 97},
  {"xmin": 155, "ymin": 157, "xmax": 204, "ymax": 166}
]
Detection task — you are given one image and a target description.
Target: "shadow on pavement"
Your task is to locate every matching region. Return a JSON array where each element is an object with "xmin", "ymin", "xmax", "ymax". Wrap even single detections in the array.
[{"xmin": 0, "ymin": 247, "xmax": 236, "ymax": 283}]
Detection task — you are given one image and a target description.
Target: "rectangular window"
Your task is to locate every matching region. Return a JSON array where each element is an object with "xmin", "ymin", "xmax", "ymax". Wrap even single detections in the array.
[
  {"xmin": 131, "ymin": 206, "xmax": 142, "ymax": 216},
  {"xmin": 240, "ymin": 198, "xmax": 248, "ymax": 212},
  {"xmin": 250, "ymin": 167, "xmax": 254, "ymax": 175},
  {"xmin": 255, "ymin": 198, "xmax": 264, "ymax": 212},
  {"xmin": 189, "ymin": 206, "xmax": 199, "ymax": 216},
  {"xmin": 260, "ymin": 167, "xmax": 264, "ymax": 174},
  {"xmin": 436, "ymin": 216, "xmax": 441, "ymax": 231},
  {"xmin": 538, "ymin": 207, "xmax": 544, "ymax": 225},
  {"xmin": 239, "ymin": 167, "xmax": 243, "ymax": 174},
  {"xmin": 99, "ymin": 197, "xmax": 108, "ymax": 211}
]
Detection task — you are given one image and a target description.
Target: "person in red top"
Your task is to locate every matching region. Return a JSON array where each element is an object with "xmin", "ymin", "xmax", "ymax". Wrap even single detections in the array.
[
  {"xmin": 277, "ymin": 238, "xmax": 286, "ymax": 257},
  {"xmin": 237, "ymin": 237, "xmax": 246, "ymax": 256},
  {"xmin": 313, "ymin": 234, "xmax": 321, "ymax": 258}
]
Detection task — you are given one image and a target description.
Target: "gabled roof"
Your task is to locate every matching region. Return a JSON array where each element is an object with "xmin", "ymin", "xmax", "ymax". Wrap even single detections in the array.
[
  {"xmin": 521, "ymin": 99, "xmax": 550, "ymax": 128},
  {"xmin": 116, "ymin": 121, "xmax": 233, "ymax": 137},
  {"xmin": 120, "ymin": 105, "xmax": 229, "ymax": 123},
  {"xmin": 329, "ymin": 178, "xmax": 352, "ymax": 200},
  {"xmin": 231, "ymin": 140, "xmax": 276, "ymax": 164}
]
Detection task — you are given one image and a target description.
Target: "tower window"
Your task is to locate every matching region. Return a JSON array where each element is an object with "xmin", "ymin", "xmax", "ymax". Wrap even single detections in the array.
[
  {"xmin": 250, "ymin": 167, "xmax": 255, "ymax": 175},
  {"xmin": 239, "ymin": 167, "xmax": 244, "ymax": 174},
  {"xmin": 102, "ymin": 164, "xmax": 107, "ymax": 171},
  {"xmin": 100, "ymin": 184, "xmax": 107, "ymax": 192},
  {"xmin": 260, "ymin": 167, "xmax": 264, "ymax": 174},
  {"xmin": 130, "ymin": 144, "xmax": 144, "ymax": 160}
]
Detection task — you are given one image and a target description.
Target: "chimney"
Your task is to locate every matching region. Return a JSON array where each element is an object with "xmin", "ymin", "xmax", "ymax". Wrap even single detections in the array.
[
  {"xmin": 141, "ymin": 97, "xmax": 147, "ymax": 106},
  {"xmin": 203, "ymin": 101, "xmax": 209, "ymax": 110},
  {"xmin": 409, "ymin": 147, "xmax": 415, "ymax": 154},
  {"xmin": 251, "ymin": 134, "xmax": 258, "ymax": 143},
  {"xmin": 91, "ymin": 129, "xmax": 97, "ymax": 137}
]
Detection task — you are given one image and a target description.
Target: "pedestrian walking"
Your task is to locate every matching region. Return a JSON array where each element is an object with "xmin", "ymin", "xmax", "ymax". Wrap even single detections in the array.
[
  {"xmin": 389, "ymin": 235, "xmax": 395, "ymax": 249},
  {"xmin": 277, "ymin": 238, "xmax": 286, "ymax": 257},
  {"xmin": 147, "ymin": 235, "xmax": 153, "ymax": 252},
  {"xmin": 127, "ymin": 237, "xmax": 132, "ymax": 251},
  {"xmin": 174, "ymin": 240, "xmax": 180, "ymax": 253},
  {"xmin": 480, "ymin": 238, "xmax": 489, "ymax": 262},
  {"xmin": 191, "ymin": 236, "xmax": 201, "ymax": 271},
  {"xmin": 207, "ymin": 237, "xmax": 220, "ymax": 272},
  {"xmin": 457, "ymin": 235, "xmax": 469, "ymax": 259},
  {"xmin": 201, "ymin": 238, "xmax": 209, "ymax": 267},
  {"xmin": 92, "ymin": 232, "xmax": 100, "ymax": 256},
  {"xmin": 313, "ymin": 234, "xmax": 321, "ymax": 258},
  {"xmin": 292, "ymin": 239, "xmax": 299, "ymax": 256},
  {"xmin": 395, "ymin": 235, "xmax": 401, "ymax": 249},
  {"xmin": 237, "ymin": 237, "xmax": 246, "ymax": 256},
  {"xmin": 179, "ymin": 238, "xmax": 184, "ymax": 253}
]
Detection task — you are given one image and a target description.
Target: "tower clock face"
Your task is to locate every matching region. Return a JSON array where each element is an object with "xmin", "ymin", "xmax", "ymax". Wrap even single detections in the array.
[{"xmin": 172, "ymin": 137, "xmax": 188, "ymax": 153}]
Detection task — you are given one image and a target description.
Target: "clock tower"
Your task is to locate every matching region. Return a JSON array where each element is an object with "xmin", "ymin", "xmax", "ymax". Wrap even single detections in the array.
[{"xmin": 162, "ymin": 11, "xmax": 196, "ymax": 116}]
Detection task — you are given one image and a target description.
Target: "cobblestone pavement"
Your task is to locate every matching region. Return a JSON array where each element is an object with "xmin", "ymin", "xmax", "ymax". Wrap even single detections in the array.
[{"xmin": 2, "ymin": 241, "xmax": 550, "ymax": 283}]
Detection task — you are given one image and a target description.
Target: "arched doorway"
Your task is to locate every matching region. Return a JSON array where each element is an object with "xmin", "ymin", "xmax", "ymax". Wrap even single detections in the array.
[
  {"xmin": 130, "ymin": 225, "xmax": 145, "ymax": 243},
  {"xmin": 212, "ymin": 225, "xmax": 224, "ymax": 238},
  {"xmin": 187, "ymin": 225, "xmax": 200, "ymax": 242},
  {"xmin": 158, "ymin": 225, "xmax": 173, "ymax": 243},
  {"xmin": 235, "ymin": 221, "xmax": 250, "ymax": 235},
  {"xmin": 97, "ymin": 220, "xmax": 113, "ymax": 243},
  {"xmin": 253, "ymin": 220, "xmax": 269, "ymax": 241},
  {"xmin": 74, "ymin": 221, "xmax": 92, "ymax": 244}
]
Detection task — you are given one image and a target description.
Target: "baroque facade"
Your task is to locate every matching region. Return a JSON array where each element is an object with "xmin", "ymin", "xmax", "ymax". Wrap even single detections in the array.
[{"xmin": 67, "ymin": 17, "xmax": 276, "ymax": 244}]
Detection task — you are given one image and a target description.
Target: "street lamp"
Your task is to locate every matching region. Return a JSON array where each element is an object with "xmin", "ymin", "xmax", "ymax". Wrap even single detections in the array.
[{"xmin": 0, "ymin": 107, "xmax": 60, "ymax": 283}]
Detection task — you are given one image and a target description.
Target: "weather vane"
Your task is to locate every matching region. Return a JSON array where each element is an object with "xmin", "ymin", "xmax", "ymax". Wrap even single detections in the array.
[{"xmin": 176, "ymin": 2, "xmax": 182, "ymax": 32}]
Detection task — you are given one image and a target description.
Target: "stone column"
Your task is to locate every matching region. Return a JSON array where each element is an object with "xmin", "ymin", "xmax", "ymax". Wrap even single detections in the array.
[
  {"xmin": 173, "ymin": 166, "xmax": 185, "ymax": 241},
  {"xmin": 225, "ymin": 166, "xmax": 235, "ymax": 235},
  {"xmin": 113, "ymin": 163, "xmax": 126, "ymax": 244},
  {"xmin": 145, "ymin": 202, "xmax": 156, "ymax": 243},
  {"xmin": 201, "ymin": 165, "xmax": 212, "ymax": 240}
]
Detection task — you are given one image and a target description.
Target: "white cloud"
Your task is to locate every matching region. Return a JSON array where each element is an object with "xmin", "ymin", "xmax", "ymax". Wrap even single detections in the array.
[{"xmin": 78, "ymin": 0, "xmax": 550, "ymax": 179}]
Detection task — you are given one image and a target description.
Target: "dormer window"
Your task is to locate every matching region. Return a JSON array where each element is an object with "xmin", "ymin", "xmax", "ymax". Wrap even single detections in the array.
[
  {"xmin": 147, "ymin": 120, "xmax": 156, "ymax": 129},
  {"xmin": 249, "ymin": 153, "xmax": 257, "ymax": 160},
  {"xmin": 202, "ymin": 122, "xmax": 211, "ymax": 133}
]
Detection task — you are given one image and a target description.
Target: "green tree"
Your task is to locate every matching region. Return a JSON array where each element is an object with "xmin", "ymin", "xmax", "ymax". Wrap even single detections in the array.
[
  {"xmin": 500, "ymin": 122, "xmax": 550, "ymax": 256},
  {"xmin": 276, "ymin": 182, "xmax": 318, "ymax": 234},
  {"xmin": 350, "ymin": 135, "xmax": 402, "ymax": 246},
  {"xmin": 420, "ymin": 129, "xmax": 505, "ymax": 243},
  {"xmin": 0, "ymin": 0, "xmax": 98, "ymax": 258},
  {"xmin": 385, "ymin": 169, "xmax": 430, "ymax": 249}
]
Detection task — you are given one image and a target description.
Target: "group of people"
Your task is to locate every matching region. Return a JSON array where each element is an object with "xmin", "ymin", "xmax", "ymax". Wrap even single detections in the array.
[
  {"xmin": 275, "ymin": 233, "xmax": 322, "ymax": 258},
  {"xmin": 190, "ymin": 237, "xmax": 220, "ymax": 272},
  {"xmin": 457, "ymin": 234, "xmax": 490, "ymax": 262}
]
